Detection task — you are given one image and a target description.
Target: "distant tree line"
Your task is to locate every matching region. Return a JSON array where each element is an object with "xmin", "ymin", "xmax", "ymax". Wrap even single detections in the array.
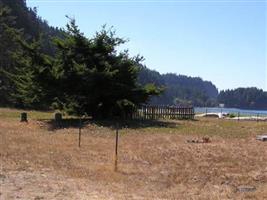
[
  {"xmin": 138, "ymin": 66, "xmax": 218, "ymax": 107},
  {"xmin": 218, "ymin": 88, "xmax": 267, "ymax": 110}
]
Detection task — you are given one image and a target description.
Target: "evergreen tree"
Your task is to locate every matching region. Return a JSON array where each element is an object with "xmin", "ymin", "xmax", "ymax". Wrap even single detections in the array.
[
  {"xmin": 218, "ymin": 88, "xmax": 267, "ymax": 109},
  {"xmin": 4, "ymin": 38, "xmax": 53, "ymax": 109},
  {"xmin": 51, "ymin": 19, "xmax": 161, "ymax": 117},
  {"xmin": 0, "ymin": 4, "xmax": 22, "ymax": 105}
]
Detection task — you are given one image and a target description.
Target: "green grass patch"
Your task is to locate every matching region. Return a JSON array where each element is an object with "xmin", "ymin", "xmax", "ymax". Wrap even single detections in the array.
[{"xmin": 0, "ymin": 108, "xmax": 54, "ymax": 120}]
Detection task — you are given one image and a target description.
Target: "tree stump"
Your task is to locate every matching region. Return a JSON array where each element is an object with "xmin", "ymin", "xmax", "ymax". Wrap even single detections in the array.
[
  {"xmin": 55, "ymin": 113, "xmax": 62, "ymax": 128},
  {"xmin": 20, "ymin": 112, "xmax": 28, "ymax": 122},
  {"xmin": 55, "ymin": 113, "xmax": 62, "ymax": 121}
]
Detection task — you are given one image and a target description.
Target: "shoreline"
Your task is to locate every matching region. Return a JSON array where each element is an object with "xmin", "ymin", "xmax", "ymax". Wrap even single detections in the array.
[{"xmin": 196, "ymin": 113, "xmax": 267, "ymax": 121}]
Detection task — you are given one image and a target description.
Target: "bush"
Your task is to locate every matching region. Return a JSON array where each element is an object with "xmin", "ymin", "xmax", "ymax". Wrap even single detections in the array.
[{"xmin": 229, "ymin": 113, "xmax": 236, "ymax": 118}]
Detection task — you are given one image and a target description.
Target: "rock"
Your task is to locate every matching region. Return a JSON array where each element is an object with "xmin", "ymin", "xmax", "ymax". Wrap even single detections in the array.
[
  {"xmin": 186, "ymin": 137, "xmax": 211, "ymax": 143},
  {"xmin": 202, "ymin": 137, "xmax": 210, "ymax": 143},
  {"xmin": 256, "ymin": 135, "xmax": 267, "ymax": 141}
]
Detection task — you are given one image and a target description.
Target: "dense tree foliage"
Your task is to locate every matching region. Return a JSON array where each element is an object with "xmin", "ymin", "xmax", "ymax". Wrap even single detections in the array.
[
  {"xmin": 6, "ymin": 39, "xmax": 54, "ymax": 109},
  {"xmin": 138, "ymin": 66, "xmax": 218, "ymax": 106},
  {"xmin": 0, "ymin": 0, "xmax": 65, "ymax": 55},
  {"xmin": 48, "ymin": 19, "xmax": 161, "ymax": 117},
  {"xmin": 0, "ymin": 4, "xmax": 23, "ymax": 105},
  {"xmin": 0, "ymin": 0, "xmax": 64, "ymax": 106},
  {"xmin": 218, "ymin": 88, "xmax": 267, "ymax": 110}
]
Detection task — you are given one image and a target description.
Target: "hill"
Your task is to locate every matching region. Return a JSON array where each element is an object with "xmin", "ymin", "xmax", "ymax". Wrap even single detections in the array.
[
  {"xmin": 0, "ymin": 0, "xmax": 65, "ymax": 106},
  {"xmin": 0, "ymin": 0, "xmax": 65, "ymax": 55},
  {"xmin": 218, "ymin": 87, "xmax": 267, "ymax": 110},
  {"xmin": 138, "ymin": 66, "xmax": 218, "ymax": 106}
]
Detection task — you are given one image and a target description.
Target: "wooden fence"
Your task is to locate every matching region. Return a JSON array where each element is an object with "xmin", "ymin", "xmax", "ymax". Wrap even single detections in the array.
[{"xmin": 132, "ymin": 105, "xmax": 195, "ymax": 120}]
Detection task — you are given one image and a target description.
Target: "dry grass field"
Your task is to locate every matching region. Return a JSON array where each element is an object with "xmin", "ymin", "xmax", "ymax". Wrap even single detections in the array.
[{"xmin": 0, "ymin": 108, "xmax": 267, "ymax": 199}]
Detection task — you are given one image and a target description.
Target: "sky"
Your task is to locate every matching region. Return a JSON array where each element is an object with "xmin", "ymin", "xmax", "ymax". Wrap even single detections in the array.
[{"xmin": 26, "ymin": 0, "xmax": 267, "ymax": 91}]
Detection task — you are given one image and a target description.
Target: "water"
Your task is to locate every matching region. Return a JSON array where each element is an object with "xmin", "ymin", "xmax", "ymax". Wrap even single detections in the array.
[{"xmin": 195, "ymin": 107, "xmax": 267, "ymax": 117}]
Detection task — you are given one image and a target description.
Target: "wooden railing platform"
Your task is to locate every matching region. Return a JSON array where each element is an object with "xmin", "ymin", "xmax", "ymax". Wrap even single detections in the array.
[{"xmin": 132, "ymin": 105, "xmax": 195, "ymax": 120}]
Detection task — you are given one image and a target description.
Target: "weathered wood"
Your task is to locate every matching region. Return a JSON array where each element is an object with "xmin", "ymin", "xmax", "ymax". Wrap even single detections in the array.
[
  {"xmin": 78, "ymin": 117, "xmax": 82, "ymax": 147},
  {"xmin": 132, "ymin": 105, "xmax": 194, "ymax": 120},
  {"xmin": 114, "ymin": 122, "xmax": 119, "ymax": 171}
]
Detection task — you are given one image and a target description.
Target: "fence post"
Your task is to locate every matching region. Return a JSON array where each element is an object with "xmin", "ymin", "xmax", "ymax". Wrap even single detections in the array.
[
  {"xmin": 20, "ymin": 112, "xmax": 28, "ymax": 122},
  {"xmin": 114, "ymin": 122, "xmax": 119, "ymax": 171},
  {"xmin": 55, "ymin": 112, "xmax": 62, "ymax": 128},
  {"xmin": 78, "ymin": 116, "xmax": 82, "ymax": 147},
  {"xmin": 238, "ymin": 112, "xmax": 240, "ymax": 121}
]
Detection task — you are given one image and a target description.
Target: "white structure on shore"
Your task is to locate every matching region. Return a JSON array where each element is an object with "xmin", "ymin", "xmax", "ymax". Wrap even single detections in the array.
[{"xmin": 196, "ymin": 112, "xmax": 267, "ymax": 121}]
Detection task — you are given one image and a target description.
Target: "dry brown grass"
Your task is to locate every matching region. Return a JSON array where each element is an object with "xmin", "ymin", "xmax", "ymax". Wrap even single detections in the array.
[{"xmin": 0, "ymin": 109, "xmax": 267, "ymax": 199}]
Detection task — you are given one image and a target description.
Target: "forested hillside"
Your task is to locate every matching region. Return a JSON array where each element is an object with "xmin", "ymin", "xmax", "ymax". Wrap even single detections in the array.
[
  {"xmin": 218, "ymin": 88, "xmax": 267, "ymax": 110},
  {"xmin": 0, "ymin": 0, "xmax": 65, "ymax": 55},
  {"xmin": 0, "ymin": 0, "xmax": 65, "ymax": 105},
  {"xmin": 138, "ymin": 67, "xmax": 218, "ymax": 106}
]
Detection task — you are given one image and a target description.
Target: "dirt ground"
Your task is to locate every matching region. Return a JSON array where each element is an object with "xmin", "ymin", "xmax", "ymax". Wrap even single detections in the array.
[{"xmin": 0, "ymin": 115, "xmax": 267, "ymax": 199}]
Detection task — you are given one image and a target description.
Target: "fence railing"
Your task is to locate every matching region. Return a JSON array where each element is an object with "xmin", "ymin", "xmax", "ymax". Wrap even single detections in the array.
[{"xmin": 132, "ymin": 105, "xmax": 195, "ymax": 120}]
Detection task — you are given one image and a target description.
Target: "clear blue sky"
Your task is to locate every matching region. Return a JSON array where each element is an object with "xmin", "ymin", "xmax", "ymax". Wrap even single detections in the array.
[{"xmin": 26, "ymin": 0, "xmax": 266, "ymax": 91}]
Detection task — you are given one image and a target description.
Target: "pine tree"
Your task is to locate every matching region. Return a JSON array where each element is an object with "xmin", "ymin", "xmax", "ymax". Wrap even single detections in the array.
[
  {"xmin": 0, "ymin": 4, "xmax": 22, "ymax": 106},
  {"xmin": 52, "ymin": 18, "xmax": 161, "ymax": 118},
  {"xmin": 5, "ymin": 37, "xmax": 53, "ymax": 109}
]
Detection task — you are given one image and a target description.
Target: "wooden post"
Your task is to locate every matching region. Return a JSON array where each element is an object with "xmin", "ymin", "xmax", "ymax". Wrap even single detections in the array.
[
  {"xmin": 114, "ymin": 122, "xmax": 119, "ymax": 171},
  {"xmin": 238, "ymin": 112, "xmax": 240, "ymax": 121},
  {"xmin": 55, "ymin": 112, "xmax": 62, "ymax": 121},
  {"xmin": 78, "ymin": 116, "xmax": 82, "ymax": 147},
  {"xmin": 257, "ymin": 113, "xmax": 259, "ymax": 122},
  {"xmin": 55, "ymin": 112, "xmax": 62, "ymax": 128},
  {"xmin": 20, "ymin": 112, "xmax": 28, "ymax": 122}
]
